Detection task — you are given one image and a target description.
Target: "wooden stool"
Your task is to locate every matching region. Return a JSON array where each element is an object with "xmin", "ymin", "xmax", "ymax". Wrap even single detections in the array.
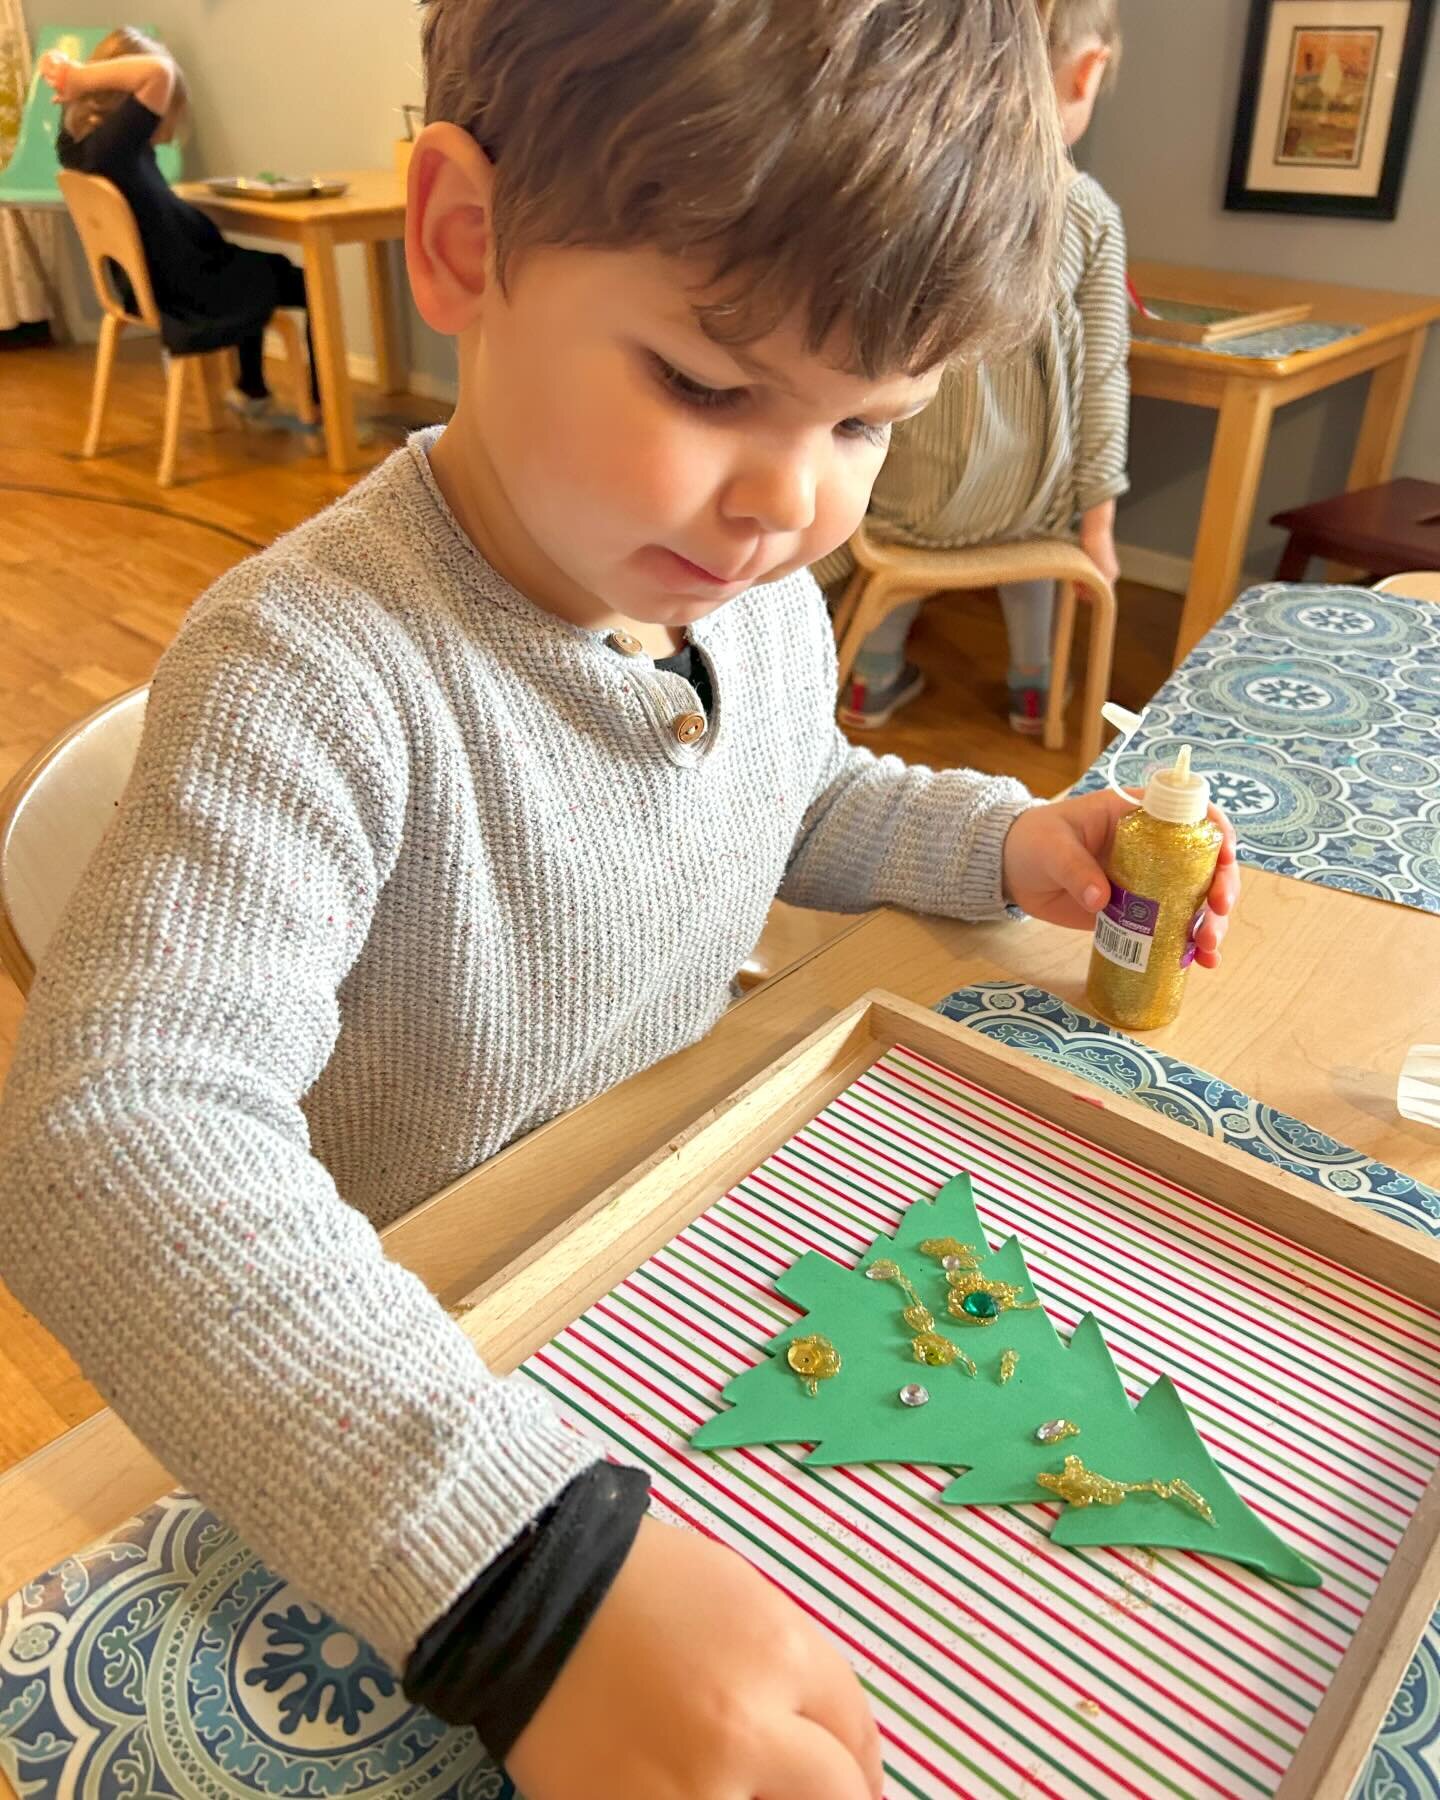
[
  {"xmin": 831, "ymin": 523, "xmax": 1117, "ymax": 769},
  {"xmin": 1272, "ymin": 479, "xmax": 1440, "ymax": 584}
]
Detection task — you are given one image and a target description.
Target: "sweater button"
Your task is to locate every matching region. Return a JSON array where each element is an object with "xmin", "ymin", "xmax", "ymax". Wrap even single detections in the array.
[
  {"xmin": 607, "ymin": 630, "xmax": 645, "ymax": 657},
  {"xmin": 671, "ymin": 711, "xmax": 707, "ymax": 746}
]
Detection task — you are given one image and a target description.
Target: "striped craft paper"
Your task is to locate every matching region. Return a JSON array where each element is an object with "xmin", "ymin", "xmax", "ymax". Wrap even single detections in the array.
[{"xmin": 519, "ymin": 1045, "xmax": 1440, "ymax": 1800}]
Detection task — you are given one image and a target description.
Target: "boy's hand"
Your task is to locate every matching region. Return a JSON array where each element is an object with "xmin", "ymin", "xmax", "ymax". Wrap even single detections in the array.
[
  {"xmin": 1079, "ymin": 500, "xmax": 1119, "ymax": 586},
  {"xmin": 38, "ymin": 50, "xmax": 76, "ymax": 99},
  {"xmin": 505, "ymin": 1516, "xmax": 883, "ymax": 1800},
  {"xmin": 1003, "ymin": 790, "xmax": 1239, "ymax": 969}
]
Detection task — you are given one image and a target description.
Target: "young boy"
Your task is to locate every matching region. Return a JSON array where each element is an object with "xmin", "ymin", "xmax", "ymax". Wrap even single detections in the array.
[
  {"xmin": 0, "ymin": 2, "xmax": 1235, "ymax": 1795},
  {"xmin": 820, "ymin": 0, "xmax": 1130, "ymax": 735}
]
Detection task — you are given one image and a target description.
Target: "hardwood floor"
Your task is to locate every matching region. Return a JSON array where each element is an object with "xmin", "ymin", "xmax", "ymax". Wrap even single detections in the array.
[{"xmin": 0, "ymin": 335, "xmax": 1184, "ymax": 1480}]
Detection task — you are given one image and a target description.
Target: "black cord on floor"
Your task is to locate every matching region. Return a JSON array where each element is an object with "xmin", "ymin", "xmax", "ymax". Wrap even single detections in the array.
[{"xmin": 0, "ymin": 482, "xmax": 267, "ymax": 552}]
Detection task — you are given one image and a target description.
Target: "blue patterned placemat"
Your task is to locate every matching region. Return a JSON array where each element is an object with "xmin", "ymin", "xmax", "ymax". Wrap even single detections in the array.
[
  {"xmin": 1075, "ymin": 581, "xmax": 1440, "ymax": 914},
  {"xmin": 1134, "ymin": 321, "xmax": 1362, "ymax": 358},
  {"xmin": 4, "ymin": 980, "xmax": 1438, "ymax": 1798},
  {"xmin": 936, "ymin": 980, "xmax": 1440, "ymax": 1800}
]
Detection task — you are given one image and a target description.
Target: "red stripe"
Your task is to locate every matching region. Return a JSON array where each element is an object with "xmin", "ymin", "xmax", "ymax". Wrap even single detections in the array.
[{"xmin": 740, "ymin": 1167, "xmax": 883, "ymax": 1243}]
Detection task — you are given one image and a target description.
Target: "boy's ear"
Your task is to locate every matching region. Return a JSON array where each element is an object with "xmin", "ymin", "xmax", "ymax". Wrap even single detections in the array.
[
  {"xmin": 405, "ymin": 122, "xmax": 496, "ymax": 334},
  {"xmin": 1066, "ymin": 43, "xmax": 1111, "ymax": 107}
]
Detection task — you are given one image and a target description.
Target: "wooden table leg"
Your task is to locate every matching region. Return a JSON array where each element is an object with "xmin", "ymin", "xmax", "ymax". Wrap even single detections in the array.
[
  {"xmin": 1347, "ymin": 329, "xmax": 1425, "ymax": 493},
  {"xmin": 301, "ymin": 225, "xmax": 361, "ymax": 474},
  {"xmin": 363, "ymin": 240, "xmax": 404, "ymax": 397},
  {"xmin": 1173, "ymin": 378, "xmax": 1277, "ymax": 666}
]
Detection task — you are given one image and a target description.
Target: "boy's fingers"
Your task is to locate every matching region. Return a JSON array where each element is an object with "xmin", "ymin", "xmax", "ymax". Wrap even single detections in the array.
[
  {"xmin": 1054, "ymin": 833, "xmax": 1111, "ymax": 913},
  {"xmin": 759, "ymin": 1717, "xmax": 878, "ymax": 1800}
]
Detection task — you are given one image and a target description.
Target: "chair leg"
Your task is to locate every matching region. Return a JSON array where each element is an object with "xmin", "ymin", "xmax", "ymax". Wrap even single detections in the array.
[
  {"xmin": 272, "ymin": 311, "xmax": 316, "ymax": 426},
  {"xmin": 829, "ymin": 564, "xmax": 869, "ymax": 643},
  {"xmin": 1274, "ymin": 534, "xmax": 1312, "ymax": 582},
  {"xmin": 83, "ymin": 314, "xmax": 123, "ymax": 458},
  {"xmin": 1044, "ymin": 579, "xmax": 1078, "ymax": 753},
  {"xmin": 834, "ymin": 574, "xmax": 909, "ymax": 693},
  {"xmin": 1076, "ymin": 577, "xmax": 1117, "ymax": 772},
  {"xmin": 158, "ymin": 354, "xmax": 188, "ymax": 488},
  {"xmin": 195, "ymin": 354, "xmax": 227, "ymax": 432}
]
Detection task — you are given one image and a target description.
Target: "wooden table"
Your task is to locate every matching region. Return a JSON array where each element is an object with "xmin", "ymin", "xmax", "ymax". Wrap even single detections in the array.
[
  {"xmin": 1129, "ymin": 261, "xmax": 1440, "ymax": 665},
  {"xmin": 174, "ymin": 170, "xmax": 407, "ymax": 475},
  {"xmin": 1, "ymin": 867, "xmax": 1435, "ymax": 1663}
]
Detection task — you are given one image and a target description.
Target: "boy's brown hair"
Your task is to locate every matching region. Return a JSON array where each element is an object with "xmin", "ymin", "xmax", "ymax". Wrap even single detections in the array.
[
  {"xmin": 421, "ymin": 0, "xmax": 1065, "ymax": 377},
  {"xmin": 63, "ymin": 26, "xmax": 189, "ymax": 141},
  {"xmin": 1044, "ymin": 0, "xmax": 1122, "ymax": 85}
]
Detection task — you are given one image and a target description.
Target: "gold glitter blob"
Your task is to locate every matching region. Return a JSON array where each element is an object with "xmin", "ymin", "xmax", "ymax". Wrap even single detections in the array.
[
  {"xmin": 1036, "ymin": 1455, "xmax": 1215, "ymax": 1524},
  {"xmin": 920, "ymin": 1236, "xmax": 981, "ymax": 1269},
  {"xmin": 1076, "ymin": 1698, "xmax": 1102, "ymax": 1718},
  {"xmin": 912, "ymin": 1330, "xmax": 977, "ymax": 1374},
  {"xmin": 787, "ymin": 1334, "xmax": 841, "ymax": 1397},
  {"xmin": 869, "ymin": 1259, "xmax": 976, "ymax": 1376},
  {"xmin": 1085, "ymin": 804, "xmax": 1224, "ymax": 1033},
  {"xmin": 999, "ymin": 1350, "xmax": 1019, "ymax": 1384}
]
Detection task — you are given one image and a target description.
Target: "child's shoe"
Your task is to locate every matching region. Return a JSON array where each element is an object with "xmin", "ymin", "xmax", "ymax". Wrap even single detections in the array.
[
  {"xmin": 224, "ymin": 387, "xmax": 276, "ymax": 427},
  {"xmin": 839, "ymin": 662, "xmax": 925, "ymax": 729},
  {"xmin": 1007, "ymin": 668, "xmax": 1073, "ymax": 736}
]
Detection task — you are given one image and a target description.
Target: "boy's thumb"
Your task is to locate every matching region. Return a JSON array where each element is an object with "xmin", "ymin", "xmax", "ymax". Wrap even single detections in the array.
[{"xmin": 1057, "ymin": 840, "xmax": 1110, "ymax": 914}]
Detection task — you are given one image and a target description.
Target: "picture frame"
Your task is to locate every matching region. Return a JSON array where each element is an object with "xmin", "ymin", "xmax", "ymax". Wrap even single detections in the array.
[{"xmin": 1225, "ymin": 0, "xmax": 1436, "ymax": 219}]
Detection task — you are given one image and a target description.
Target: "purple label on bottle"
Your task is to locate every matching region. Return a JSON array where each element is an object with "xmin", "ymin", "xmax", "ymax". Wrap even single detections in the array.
[
  {"xmin": 1179, "ymin": 906, "xmax": 1207, "ymax": 969},
  {"xmin": 1103, "ymin": 886, "xmax": 1159, "ymax": 936}
]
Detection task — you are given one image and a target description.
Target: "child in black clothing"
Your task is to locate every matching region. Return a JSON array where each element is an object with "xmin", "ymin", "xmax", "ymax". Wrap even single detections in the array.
[{"xmin": 42, "ymin": 29, "xmax": 320, "ymax": 421}]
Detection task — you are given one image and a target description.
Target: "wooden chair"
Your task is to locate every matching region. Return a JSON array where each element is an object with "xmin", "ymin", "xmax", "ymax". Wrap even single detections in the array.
[
  {"xmin": 830, "ymin": 522, "xmax": 1118, "ymax": 768},
  {"xmin": 1374, "ymin": 570, "xmax": 1440, "ymax": 604},
  {"xmin": 0, "ymin": 686, "xmax": 148, "ymax": 996},
  {"xmin": 57, "ymin": 170, "xmax": 312, "ymax": 488}
]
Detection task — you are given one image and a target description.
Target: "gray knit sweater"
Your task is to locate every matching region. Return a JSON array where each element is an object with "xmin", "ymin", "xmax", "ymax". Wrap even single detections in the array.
[{"xmin": 0, "ymin": 429, "xmax": 1031, "ymax": 1672}]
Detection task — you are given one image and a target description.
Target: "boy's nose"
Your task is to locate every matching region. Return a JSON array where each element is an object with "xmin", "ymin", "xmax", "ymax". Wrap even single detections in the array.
[{"xmin": 721, "ymin": 457, "xmax": 817, "ymax": 536}]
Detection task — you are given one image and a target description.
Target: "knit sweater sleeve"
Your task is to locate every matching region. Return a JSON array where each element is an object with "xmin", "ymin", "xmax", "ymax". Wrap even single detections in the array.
[
  {"xmin": 0, "ymin": 571, "xmax": 600, "ymax": 1672},
  {"xmin": 776, "ymin": 589, "xmax": 1035, "ymax": 919},
  {"xmin": 1071, "ymin": 176, "xmax": 1131, "ymax": 515}
]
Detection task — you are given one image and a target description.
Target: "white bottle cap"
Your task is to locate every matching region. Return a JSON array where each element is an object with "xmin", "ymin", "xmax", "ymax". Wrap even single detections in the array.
[{"xmin": 1141, "ymin": 744, "xmax": 1210, "ymax": 825}]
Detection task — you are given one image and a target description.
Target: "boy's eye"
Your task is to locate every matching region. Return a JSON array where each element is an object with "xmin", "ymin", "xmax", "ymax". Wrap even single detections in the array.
[
  {"xmin": 837, "ymin": 417, "xmax": 891, "ymax": 448},
  {"xmin": 652, "ymin": 355, "xmax": 746, "ymax": 411}
]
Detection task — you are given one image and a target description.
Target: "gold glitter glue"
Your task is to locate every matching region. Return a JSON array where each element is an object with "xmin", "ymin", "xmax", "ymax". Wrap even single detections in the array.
[
  {"xmin": 786, "ymin": 1334, "xmax": 841, "ymax": 1397},
  {"xmin": 944, "ymin": 1267, "xmax": 1040, "ymax": 1326},
  {"xmin": 920, "ymin": 1236, "xmax": 981, "ymax": 1270},
  {"xmin": 1085, "ymin": 734, "xmax": 1223, "ymax": 1033},
  {"xmin": 869, "ymin": 1260, "xmax": 975, "ymax": 1375},
  {"xmin": 999, "ymin": 1350, "xmax": 1019, "ymax": 1384},
  {"xmin": 1036, "ymin": 1455, "xmax": 1215, "ymax": 1524}
]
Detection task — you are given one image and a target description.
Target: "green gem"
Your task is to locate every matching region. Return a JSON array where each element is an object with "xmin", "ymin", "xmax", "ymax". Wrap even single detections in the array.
[{"xmin": 962, "ymin": 1291, "xmax": 1000, "ymax": 1319}]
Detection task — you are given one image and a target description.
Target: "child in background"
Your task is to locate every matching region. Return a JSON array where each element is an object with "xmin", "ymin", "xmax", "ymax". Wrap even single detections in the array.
[
  {"xmin": 2, "ymin": 3, "xmax": 1236, "ymax": 1796},
  {"xmin": 818, "ymin": 0, "xmax": 1129, "ymax": 734},
  {"xmin": 42, "ymin": 29, "xmax": 320, "ymax": 422}
]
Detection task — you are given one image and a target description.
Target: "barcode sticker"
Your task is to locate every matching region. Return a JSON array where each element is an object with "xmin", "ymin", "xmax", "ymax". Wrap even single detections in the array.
[{"xmin": 1093, "ymin": 910, "xmax": 1153, "ymax": 971}]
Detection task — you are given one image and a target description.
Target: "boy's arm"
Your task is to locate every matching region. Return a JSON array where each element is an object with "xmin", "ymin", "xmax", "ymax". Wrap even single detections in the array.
[
  {"xmin": 0, "ymin": 577, "xmax": 602, "ymax": 1677},
  {"xmin": 777, "ymin": 605, "xmax": 1035, "ymax": 918},
  {"xmin": 1072, "ymin": 185, "xmax": 1130, "ymax": 517},
  {"xmin": 46, "ymin": 51, "xmax": 176, "ymax": 115}
]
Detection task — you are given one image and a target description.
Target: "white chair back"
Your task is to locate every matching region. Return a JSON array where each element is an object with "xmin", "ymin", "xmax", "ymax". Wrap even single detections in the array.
[{"xmin": 0, "ymin": 688, "xmax": 148, "ymax": 993}]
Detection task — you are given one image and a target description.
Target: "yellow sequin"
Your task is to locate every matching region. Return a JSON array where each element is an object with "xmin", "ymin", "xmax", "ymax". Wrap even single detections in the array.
[{"xmin": 787, "ymin": 1334, "xmax": 842, "ymax": 1398}]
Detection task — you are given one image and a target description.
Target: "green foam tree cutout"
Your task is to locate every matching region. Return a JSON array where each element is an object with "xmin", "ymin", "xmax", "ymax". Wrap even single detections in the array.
[{"xmin": 691, "ymin": 1174, "xmax": 1320, "ymax": 1586}]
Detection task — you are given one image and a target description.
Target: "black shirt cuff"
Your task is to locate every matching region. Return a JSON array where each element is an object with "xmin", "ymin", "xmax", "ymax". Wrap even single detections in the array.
[{"xmin": 401, "ymin": 1461, "xmax": 650, "ymax": 1764}]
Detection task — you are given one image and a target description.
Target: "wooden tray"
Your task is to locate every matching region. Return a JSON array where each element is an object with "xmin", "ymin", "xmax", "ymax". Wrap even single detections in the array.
[
  {"xmin": 1134, "ymin": 296, "xmax": 1313, "ymax": 345},
  {"xmin": 458, "ymin": 991, "xmax": 1440, "ymax": 1800},
  {"xmin": 3, "ymin": 990, "xmax": 1438, "ymax": 1800}
]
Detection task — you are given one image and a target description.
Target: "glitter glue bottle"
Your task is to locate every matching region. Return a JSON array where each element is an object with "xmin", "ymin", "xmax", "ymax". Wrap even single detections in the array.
[{"xmin": 1085, "ymin": 705, "xmax": 1223, "ymax": 1032}]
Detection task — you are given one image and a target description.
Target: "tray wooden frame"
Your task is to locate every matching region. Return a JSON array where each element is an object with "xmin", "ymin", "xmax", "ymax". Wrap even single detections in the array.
[
  {"xmin": 3, "ymin": 990, "xmax": 1439, "ymax": 1800},
  {"xmin": 456, "ymin": 992, "xmax": 1440, "ymax": 1800}
]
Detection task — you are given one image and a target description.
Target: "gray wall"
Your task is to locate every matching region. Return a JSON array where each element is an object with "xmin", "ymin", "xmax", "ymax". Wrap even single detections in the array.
[
  {"xmin": 23, "ymin": 0, "xmax": 456, "ymax": 395},
  {"xmin": 1082, "ymin": 0, "xmax": 1440, "ymax": 577}
]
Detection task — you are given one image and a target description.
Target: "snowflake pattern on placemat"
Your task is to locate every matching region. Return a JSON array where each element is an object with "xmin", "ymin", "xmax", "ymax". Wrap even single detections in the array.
[
  {"xmin": 935, "ymin": 980, "xmax": 1440, "ymax": 1800},
  {"xmin": 0, "ymin": 1498, "xmax": 512, "ymax": 1799},
  {"xmin": 1074, "ymin": 582, "xmax": 1440, "ymax": 914}
]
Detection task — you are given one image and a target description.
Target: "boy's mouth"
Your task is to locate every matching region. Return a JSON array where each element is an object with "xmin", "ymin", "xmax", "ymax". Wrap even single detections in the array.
[{"xmin": 642, "ymin": 545, "xmax": 755, "ymax": 591}]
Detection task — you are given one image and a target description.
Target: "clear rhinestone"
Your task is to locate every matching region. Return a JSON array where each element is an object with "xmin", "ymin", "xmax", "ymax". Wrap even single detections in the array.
[
  {"xmin": 899, "ymin": 1383, "xmax": 930, "ymax": 1407},
  {"xmin": 1034, "ymin": 1418, "xmax": 1079, "ymax": 1444},
  {"xmin": 942, "ymin": 1254, "xmax": 964, "ymax": 1270}
]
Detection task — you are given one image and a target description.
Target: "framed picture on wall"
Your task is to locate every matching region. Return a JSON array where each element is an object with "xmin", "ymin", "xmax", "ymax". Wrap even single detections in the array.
[{"xmin": 1226, "ymin": 0, "xmax": 1435, "ymax": 218}]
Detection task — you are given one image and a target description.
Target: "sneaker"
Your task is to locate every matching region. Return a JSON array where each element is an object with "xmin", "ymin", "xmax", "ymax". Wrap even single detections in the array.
[
  {"xmin": 839, "ymin": 662, "xmax": 925, "ymax": 729},
  {"xmin": 224, "ymin": 387, "xmax": 275, "ymax": 426},
  {"xmin": 1007, "ymin": 670, "xmax": 1074, "ymax": 736}
]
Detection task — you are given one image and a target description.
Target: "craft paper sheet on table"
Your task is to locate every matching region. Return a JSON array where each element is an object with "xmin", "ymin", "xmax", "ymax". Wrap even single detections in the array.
[{"xmin": 523, "ymin": 1044, "xmax": 1440, "ymax": 1800}]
